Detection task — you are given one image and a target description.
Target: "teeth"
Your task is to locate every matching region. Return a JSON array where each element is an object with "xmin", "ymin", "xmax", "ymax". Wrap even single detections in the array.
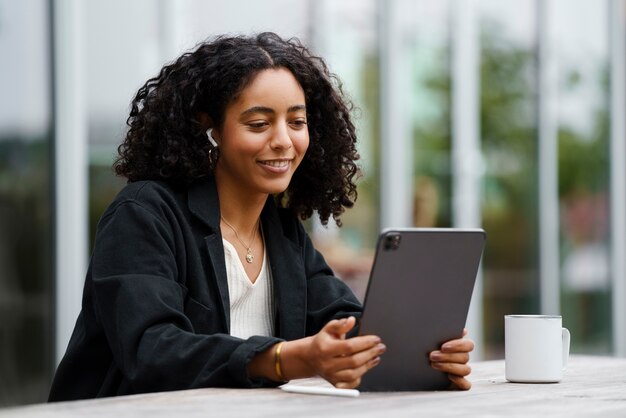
[{"xmin": 262, "ymin": 160, "xmax": 289, "ymax": 168}]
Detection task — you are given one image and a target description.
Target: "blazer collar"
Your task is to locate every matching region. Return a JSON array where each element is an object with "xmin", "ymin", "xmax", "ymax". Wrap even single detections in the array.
[
  {"xmin": 187, "ymin": 175, "xmax": 281, "ymax": 233},
  {"xmin": 187, "ymin": 175, "xmax": 220, "ymax": 232}
]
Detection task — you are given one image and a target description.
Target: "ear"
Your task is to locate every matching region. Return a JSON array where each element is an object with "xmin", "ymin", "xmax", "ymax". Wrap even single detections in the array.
[{"xmin": 197, "ymin": 112, "xmax": 221, "ymax": 146}]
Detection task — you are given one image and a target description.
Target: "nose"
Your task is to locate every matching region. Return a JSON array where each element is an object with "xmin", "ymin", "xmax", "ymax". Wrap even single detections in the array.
[{"xmin": 270, "ymin": 122, "xmax": 293, "ymax": 150}]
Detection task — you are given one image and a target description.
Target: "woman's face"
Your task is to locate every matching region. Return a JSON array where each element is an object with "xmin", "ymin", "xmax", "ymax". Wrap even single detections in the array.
[{"xmin": 213, "ymin": 67, "xmax": 309, "ymax": 197}]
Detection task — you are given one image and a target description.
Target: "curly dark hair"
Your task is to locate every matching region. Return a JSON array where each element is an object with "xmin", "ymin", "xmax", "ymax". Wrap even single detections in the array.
[{"xmin": 114, "ymin": 32, "xmax": 360, "ymax": 225}]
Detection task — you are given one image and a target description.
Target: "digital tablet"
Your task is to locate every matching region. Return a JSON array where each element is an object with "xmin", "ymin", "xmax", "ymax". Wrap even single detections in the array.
[{"xmin": 357, "ymin": 228, "xmax": 486, "ymax": 392}]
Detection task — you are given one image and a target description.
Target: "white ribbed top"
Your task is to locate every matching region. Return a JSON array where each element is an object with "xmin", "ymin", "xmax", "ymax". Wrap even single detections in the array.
[{"xmin": 223, "ymin": 239, "xmax": 275, "ymax": 339}]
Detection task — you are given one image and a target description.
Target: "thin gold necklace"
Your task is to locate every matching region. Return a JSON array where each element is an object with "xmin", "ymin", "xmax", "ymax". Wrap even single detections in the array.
[{"xmin": 220, "ymin": 216, "xmax": 259, "ymax": 264}]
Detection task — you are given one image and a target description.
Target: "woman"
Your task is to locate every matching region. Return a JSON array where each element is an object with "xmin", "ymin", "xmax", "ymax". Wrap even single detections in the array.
[{"xmin": 49, "ymin": 32, "xmax": 473, "ymax": 401}]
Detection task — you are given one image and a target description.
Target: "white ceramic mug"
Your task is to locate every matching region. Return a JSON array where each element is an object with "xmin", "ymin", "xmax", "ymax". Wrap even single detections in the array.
[{"xmin": 505, "ymin": 315, "xmax": 571, "ymax": 383}]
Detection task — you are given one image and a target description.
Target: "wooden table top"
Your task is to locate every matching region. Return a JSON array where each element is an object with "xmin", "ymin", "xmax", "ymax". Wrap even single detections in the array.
[{"xmin": 2, "ymin": 355, "xmax": 625, "ymax": 417}]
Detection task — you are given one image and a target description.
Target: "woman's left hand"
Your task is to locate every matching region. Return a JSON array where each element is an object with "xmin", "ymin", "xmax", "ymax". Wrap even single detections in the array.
[{"xmin": 429, "ymin": 328, "xmax": 474, "ymax": 390}]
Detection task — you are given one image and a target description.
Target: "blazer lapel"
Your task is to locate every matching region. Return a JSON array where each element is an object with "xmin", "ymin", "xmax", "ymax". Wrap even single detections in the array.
[
  {"xmin": 262, "ymin": 200, "xmax": 307, "ymax": 340},
  {"xmin": 187, "ymin": 176, "xmax": 231, "ymax": 332}
]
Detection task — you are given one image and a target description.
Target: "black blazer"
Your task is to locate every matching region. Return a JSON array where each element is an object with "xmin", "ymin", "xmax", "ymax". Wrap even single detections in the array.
[{"xmin": 49, "ymin": 176, "xmax": 362, "ymax": 401}]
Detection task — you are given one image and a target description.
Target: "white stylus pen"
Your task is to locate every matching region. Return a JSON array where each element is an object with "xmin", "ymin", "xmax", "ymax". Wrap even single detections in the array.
[{"xmin": 280, "ymin": 383, "xmax": 360, "ymax": 398}]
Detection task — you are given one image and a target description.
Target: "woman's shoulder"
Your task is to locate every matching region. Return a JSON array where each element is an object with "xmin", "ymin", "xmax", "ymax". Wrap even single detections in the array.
[
  {"xmin": 110, "ymin": 180, "xmax": 182, "ymax": 206},
  {"xmin": 103, "ymin": 180, "xmax": 189, "ymax": 220},
  {"xmin": 115, "ymin": 180, "xmax": 180, "ymax": 200}
]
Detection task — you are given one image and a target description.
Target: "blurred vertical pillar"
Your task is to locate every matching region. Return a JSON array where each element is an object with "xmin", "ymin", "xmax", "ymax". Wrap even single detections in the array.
[
  {"xmin": 52, "ymin": 0, "xmax": 88, "ymax": 364},
  {"xmin": 379, "ymin": 0, "xmax": 413, "ymax": 229},
  {"xmin": 451, "ymin": 0, "xmax": 483, "ymax": 359},
  {"xmin": 305, "ymin": 0, "xmax": 325, "ymax": 52},
  {"xmin": 306, "ymin": 0, "xmax": 340, "ymax": 242},
  {"xmin": 537, "ymin": 0, "xmax": 560, "ymax": 316},
  {"xmin": 610, "ymin": 0, "xmax": 626, "ymax": 357}
]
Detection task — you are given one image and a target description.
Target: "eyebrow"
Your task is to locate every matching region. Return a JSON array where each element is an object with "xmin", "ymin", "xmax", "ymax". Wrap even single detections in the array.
[{"xmin": 240, "ymin": 104, "xmax": 306, "ymax": 118}]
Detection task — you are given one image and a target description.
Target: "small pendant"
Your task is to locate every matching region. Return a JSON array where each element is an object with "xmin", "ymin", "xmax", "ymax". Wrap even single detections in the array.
[{"xmin": 245, "ymin": 249, "xmax": 254, "ymax": 263}]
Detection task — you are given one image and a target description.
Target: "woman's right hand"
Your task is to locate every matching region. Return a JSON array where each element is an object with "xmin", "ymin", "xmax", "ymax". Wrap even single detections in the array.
[{"xmin": 283, "ymin": 316, "xmax": 385, "ymax": 388}]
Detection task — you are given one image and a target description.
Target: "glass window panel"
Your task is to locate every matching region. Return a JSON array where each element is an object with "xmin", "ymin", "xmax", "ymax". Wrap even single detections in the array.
[
  {"xmin": 478, "ymin": 0, "xmax": 539, "ymax": 358},
  {"xmin": 0, "ymin": 0, "xmax": 53, "ymax": 406},
  {"xmin": 408, "ymin": 0, "xmax": 452, "ymax": 228},
  {"xmin": 85, "ymin": 0, "xmax": 163, "ymax": 248},
  {"xmin": 554, "ymin": 0, "xmax": 612, "ymax": 354},
  {"xmin": 308, "ymin": 0, "xmax": 379, "ymax": 301}
]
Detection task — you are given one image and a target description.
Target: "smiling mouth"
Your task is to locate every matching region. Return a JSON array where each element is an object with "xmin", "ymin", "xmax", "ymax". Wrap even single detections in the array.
[{"xmin": 259, "ymin": 159, "xmax": 292, "ymax": 168}]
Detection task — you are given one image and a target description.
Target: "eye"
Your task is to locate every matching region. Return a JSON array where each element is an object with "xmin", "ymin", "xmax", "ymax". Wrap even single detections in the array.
[
  {"xmin": 247, "ymin": 121, "xmax": 269, "ymax": 130},
  {"xmin": 290, "ymin": 118, "xmax": 308, "ymax": 129}
]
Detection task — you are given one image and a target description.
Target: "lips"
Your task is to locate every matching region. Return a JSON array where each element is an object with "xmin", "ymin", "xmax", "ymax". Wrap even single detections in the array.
[
  {"xmin": 257, "ymin": 158, "xmax": 294, "ymax": 174},
  {"xmin": 259, "ymin": 159, "xmax": 291, "ymax": 168}
]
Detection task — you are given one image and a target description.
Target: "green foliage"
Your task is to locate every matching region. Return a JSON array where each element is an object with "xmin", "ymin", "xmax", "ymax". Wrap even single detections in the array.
[{"xmin": 558, "ymin": 90, "xmax": 610, "ymax": 198}]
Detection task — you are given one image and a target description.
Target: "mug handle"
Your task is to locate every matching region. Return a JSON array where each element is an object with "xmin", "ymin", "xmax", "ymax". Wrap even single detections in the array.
[{"xmin": 562, "ymin": 327, "xmax": 571, "ymax": 370}]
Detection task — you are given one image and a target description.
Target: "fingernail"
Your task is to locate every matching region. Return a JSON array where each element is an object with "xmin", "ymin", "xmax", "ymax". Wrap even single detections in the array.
[
  {"xmin": 430, "ymin": 353, "xmax": 441, "ymax": 361},
  {"xmin": 371, "ymin": 337, "xmax": 381, "ymax": 344},
  {"xmin": 442, "ymin": 343, "xmax": 452, "ymax": 351},
  {"xmin": 377, "ymin": 343, "xmax": 386, "ymax": 352},
  {"xmin": 336, "ymin": 382, "xmax": 348, "ymax": 389}
]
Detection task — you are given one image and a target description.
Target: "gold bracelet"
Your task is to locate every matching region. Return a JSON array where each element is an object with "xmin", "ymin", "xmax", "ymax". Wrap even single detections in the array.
[{"xmin": 274, "ymin": 341, "xmax": 286, "ymax": 382}]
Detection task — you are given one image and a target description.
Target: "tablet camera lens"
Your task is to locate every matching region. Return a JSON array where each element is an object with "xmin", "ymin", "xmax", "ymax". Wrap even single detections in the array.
[{"xmin": 384, "ymin": 233, "xmax": 401, "ymax": 251}]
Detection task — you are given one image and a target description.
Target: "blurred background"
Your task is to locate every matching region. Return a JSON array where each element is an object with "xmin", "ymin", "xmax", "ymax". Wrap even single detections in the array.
[{"xmin": 1, "ymin": 0, "xmax": 625, "ymax": 407}]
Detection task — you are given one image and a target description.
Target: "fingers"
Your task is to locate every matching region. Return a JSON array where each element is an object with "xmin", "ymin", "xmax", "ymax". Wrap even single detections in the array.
[
  {"xmin": 320, "ymin": 318, "xmax": 380, "ymax": 358},
  {"xmin": 315, "ymin": 336, "xmax": 384, "ymax": 379},
  {"xmin": 430, "ymin": 334, "xmax": 473, "ymax": 391},
  {"xmin": 334, "ymin": 335, "xmax": 383, "ymax": 357},
  {"xmin": 430, "ymin": 343, "xmax": 472, "ymax": 377},
  {"xmin": 323, "ymin": 316, "xmax": 356, "ymax": 338},
  {"xmin": 336, "ymin": 380, "xmax": 360, "ymax": 389},
  {"xmin": 333, "ymin": 355, "xmax": 382, "ymax": 389},
  {"xmin": 441, "ymin": 337, "xmax": 475, "ymax": 353},
  {"xmin": 333, "ymin": 342, "xmax": 386, "ymax": 371},
  {"xmin": 448, "ymin": 374, "xmax": 472, "ymax": 390},
  {"xmin": 429, "ymin": 351, "xmax": 470, "ymax": 364},
  {"xmin": 430, "ymin": 360, "xmax": 471, "ymax": 378},
  {"xmin": 314, "ymin": 319, "xmax": 384, "ymax": 387}
]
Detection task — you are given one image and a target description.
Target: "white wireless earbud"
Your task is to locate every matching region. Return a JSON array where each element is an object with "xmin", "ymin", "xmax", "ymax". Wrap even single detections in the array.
[{"xmin": 207, "ymin": 128, "xmax": 218, "ymax": 147}]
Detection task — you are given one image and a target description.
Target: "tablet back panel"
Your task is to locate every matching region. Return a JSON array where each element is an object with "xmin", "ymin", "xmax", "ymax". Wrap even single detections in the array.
[{"xmin": 358, "ymin": 228, "xmax": 485, "ymax": 391}]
